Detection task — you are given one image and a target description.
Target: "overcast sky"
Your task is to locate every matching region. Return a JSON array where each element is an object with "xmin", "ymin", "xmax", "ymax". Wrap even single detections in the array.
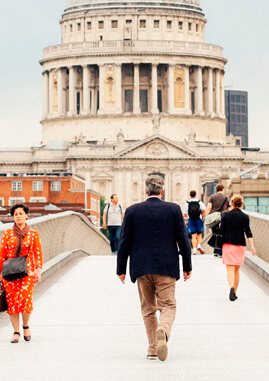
[{"xmin": 0, "ymin": 0, "xmax": 268, "ymax": 149}]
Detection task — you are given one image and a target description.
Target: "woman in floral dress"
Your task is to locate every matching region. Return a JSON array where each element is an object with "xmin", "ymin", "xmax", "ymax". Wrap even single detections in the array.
[{"xmin": 0, "ymin": 204, "xmax": 43, "ymax": 343}]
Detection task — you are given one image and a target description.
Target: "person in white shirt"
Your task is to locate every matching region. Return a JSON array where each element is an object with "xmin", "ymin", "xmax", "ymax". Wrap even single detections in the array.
[
  {"xmin": 103, "ymin": 194, "xmax": 124, "ymax": 254},
  {"xmin": 183, "ymin": 190, "xmax": 206, "ymax": 255}
]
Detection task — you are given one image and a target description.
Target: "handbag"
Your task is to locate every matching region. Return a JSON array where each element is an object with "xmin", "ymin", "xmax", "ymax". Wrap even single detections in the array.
[
  {"xmin": 205, "ymin": 197, "xmax": 227, "ymax": 228},
  {"xmin": 208, "ymin": 234, "xmax": 223, "ymax": 249},
  {"xmin": 0, "ymin": 281, "xmax": 8, "ymax": 312},
  {"xmin": 2, "ymin": 255, "xmax": 28, "ymax": 281}
]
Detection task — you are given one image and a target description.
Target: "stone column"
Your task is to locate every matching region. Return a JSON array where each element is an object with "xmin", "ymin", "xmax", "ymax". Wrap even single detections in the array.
[
  {"xmin": 215, "ymin": 69, "xmax": 221, "ymax": 116},
  {"xmin": 207, "ymin": 67, "xmax": 214, "ymax": 117},
  {"xmin": 98, "ymin": 64, "xmax": 105, "ymax": 114},
  {"xmin": 43, "ymin": 71, "xmax": 49, "ymax": 118},
  {"xmin": 133, "ymin": 64, "xmax": 140, "ymax": 114},
  {"xmin": 48, "ymin": 70, "xmax": 54, "ymax": 116},
  {"xmin": 82, "ymin": 65, "xmax": 90, "ymax": 115},
  {"xmin": 68, "ymin": 66, "xmax": 76, "ymax": 116},
  {"xmin": 196, "ymin": 66, "xmax": 204, "ymax": 115},
  {"xmin": 167, "ymin": 64, "xmax": 174, "ymax": 114},
  {"xmin": 57, "ymin": 68, "xmax": 63, "ymax": 116},
  {"xmin": 116, "ymin": 64, "xmax": 122, "ymax": 113},
  {"xmin": 151, "ymin": 64, "xmax": 159, "ymax": 114},
  {"xmin": 184, "ymin": 65, "xmax": 191, "ymax": 115},
  {"xmin": 220, "ymin": 70, "xmax": 225, "ymax": 117}
]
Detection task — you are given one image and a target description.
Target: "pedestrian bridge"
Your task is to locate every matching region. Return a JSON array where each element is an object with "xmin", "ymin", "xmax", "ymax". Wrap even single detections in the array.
[{"xmin": 0, "ymin": 211, "xmax": 268, "ymax": 380}]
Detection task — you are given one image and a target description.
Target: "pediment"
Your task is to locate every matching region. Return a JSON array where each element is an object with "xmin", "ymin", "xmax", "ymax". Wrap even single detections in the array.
[
  {"xmin": 201, "ymin": 171, "xmax": 220, "ymax": 182},
  {"xmin": 115, "ymin": 134, "xmax": 198, "ymax": 159},
  {"xmin": 92, "ymin": 171, "xmax": 113, "ymax": 180}
]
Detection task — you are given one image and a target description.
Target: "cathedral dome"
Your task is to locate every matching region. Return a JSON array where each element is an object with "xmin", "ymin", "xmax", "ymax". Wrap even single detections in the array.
[{"xmin": 65, "ymin": 0, "xmax": 202, "ymax": 13}]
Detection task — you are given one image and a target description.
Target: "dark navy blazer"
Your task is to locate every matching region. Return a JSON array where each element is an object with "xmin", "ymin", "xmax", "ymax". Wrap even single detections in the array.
[
  {"xmin": 117, "ymin": 197, "xmax": 192, "ymax": 283},
  {"xmin": 219, "ymin": 208, "xmax": 253, "ymax": 246}
]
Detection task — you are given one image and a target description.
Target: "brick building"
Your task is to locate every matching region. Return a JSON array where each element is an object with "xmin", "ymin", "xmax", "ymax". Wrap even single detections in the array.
[{"xmin": 0, "ymin": 173, "xmax": 100, "ymax": 225}]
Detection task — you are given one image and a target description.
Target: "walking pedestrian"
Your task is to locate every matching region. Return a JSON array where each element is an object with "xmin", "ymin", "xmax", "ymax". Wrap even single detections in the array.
[
  {"xmin": 117, "ymin": 175, "xmax": 192, "ymax": 361},
  {"xmin": 218, "ymin": 195, "xmax": 256, "ymax": 301},
  {"xmin": 103, "ymin": 194, "xmax": 124, "ymax": 255},
  {"xmin": 0, "ymin": 204, "xmax": 43, "ymax": 343},
  {"xmin": 183, "ymin": 190, "xmax": 206, "ymax": 255},
  {"xmin": 205, "ymin": 183, "xmax": 230, "ymax": 258}
]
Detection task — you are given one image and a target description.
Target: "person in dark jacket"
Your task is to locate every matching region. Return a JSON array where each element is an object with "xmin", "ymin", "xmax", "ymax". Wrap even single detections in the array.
[
  {"xmin": 219, "ymin": 195, "xmax": 256, "ymax": 301},
  {"xmin": 117, "ymin": 175, "xmax": 192, "ymax": 361}
]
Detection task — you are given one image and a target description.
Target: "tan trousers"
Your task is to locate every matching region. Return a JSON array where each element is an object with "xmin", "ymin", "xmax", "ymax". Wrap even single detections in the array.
[{"xmin": 137, "ymin": 274, "xmax": 176, "ymax": 356}]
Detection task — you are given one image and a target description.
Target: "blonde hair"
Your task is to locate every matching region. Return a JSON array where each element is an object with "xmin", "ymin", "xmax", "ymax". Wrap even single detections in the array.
[{"xmin": 231, "ymin": 194, "xmax": 244, "ymax": 209}]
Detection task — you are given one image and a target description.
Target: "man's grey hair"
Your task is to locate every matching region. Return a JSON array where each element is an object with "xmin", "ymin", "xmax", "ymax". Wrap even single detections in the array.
[{"xmin": 145, "ymin": 175, "xmax": 165, "ymax": 196}]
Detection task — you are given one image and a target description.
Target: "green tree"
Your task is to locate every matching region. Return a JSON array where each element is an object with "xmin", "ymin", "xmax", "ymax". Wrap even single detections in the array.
[{"xmin": 100, "ymin": 195, "xmax": 109, "ymax": 239}]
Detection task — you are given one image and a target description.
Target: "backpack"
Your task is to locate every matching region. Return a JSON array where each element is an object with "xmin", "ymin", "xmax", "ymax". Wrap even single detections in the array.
[{"xmin": 187, "ymin": 200, "xmax": 201, "ymax": 220}]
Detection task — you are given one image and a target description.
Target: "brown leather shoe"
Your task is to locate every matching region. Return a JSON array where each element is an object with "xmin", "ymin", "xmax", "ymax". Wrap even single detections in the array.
[{"xmin": 156, "ymin": 329, "xmax": 168, "ymax": 361}]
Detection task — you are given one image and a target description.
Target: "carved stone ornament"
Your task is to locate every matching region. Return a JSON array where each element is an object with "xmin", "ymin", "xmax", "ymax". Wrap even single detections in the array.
[{"xmin": 145, "ymin": 141, "xmax": 169, "ymax": 156}]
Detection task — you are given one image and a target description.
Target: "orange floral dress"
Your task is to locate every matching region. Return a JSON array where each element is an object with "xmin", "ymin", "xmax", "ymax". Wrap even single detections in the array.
[{"xmin": 0, "ymin": 229, "xmax": 43, "ymax": 315}]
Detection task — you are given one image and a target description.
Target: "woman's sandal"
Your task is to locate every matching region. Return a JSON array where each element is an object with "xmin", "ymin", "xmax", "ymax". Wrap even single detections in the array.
[
  {"xmin": 23, "ymin": 326, "xmax": 31, "ymax": 342},
  {"xmin": 11, "ymin": 332, "xmax": 20, "ymax": 343}
]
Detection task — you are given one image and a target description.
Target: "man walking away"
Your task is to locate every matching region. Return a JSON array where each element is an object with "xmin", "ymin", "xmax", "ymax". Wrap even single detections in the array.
[
  {"xmin": 103, "ymin": 194, "xmax": 124, "ymax": 255},
  {"xmin": 183, "ymin": 190, "xmax": 206, "ymax": 255},
  {"xmin": 117, "ymin": 175, "xmax": 192, "ymax": 361}
]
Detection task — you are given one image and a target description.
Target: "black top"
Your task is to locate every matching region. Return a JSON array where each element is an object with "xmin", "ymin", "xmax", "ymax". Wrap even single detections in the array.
[
  {"xmin": 117, "ymin": 197, "xmax": 192, "ymax": 283},
  {"xmin": 219, "ymin": 209, "xmax": 252, "ymax": 246}
]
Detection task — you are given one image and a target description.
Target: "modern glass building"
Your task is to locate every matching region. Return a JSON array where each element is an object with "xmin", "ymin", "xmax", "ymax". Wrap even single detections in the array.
[{"xmin": 225, "ymin": 90, "xmax": 248, "ymax": 147}]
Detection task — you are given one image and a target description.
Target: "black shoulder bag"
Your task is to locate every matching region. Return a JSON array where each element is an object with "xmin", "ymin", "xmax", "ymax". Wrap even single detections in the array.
[{"xmin": 2, "ymin": 232, "xmax": 32, "ymax": 282}]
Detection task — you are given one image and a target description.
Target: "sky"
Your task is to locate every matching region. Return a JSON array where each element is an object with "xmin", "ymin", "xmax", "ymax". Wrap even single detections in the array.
[{"xmin": 0, "ymin": 0, "xmax": 269, "ymax": 150}]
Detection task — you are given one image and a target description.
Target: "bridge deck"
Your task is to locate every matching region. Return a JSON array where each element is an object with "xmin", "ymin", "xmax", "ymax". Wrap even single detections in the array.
[{"xmin": 1, "ymin": 254, "xmax": 269, "ymax": 380}]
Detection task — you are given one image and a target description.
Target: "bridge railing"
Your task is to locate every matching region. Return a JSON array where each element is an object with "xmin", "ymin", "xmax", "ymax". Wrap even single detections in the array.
[{"xmin": 0, "ymin": 211, "xmax": 111, "ymax": 263}]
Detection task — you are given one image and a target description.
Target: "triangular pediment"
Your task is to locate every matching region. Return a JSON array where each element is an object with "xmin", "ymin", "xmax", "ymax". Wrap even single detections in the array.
[
  {"xmin": 115, "ymin": 134, "xmax": 198, "ymax": 159},
  {"xmin": 201, "ymin": 171, "xmax": 220, "ymax": 182},
  {"xmin": 92, "ymin": 171, "xmax": 113, "ymax": 180}
]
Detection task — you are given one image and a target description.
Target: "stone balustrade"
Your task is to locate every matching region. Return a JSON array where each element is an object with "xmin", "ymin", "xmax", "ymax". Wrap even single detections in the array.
[
  {"xmin": 42, "ymin": 40, "xmax": 224, "ymax": 61},
  {"xmin": 0, "ymin": 211, "xmax": 111, "ymax": 264}
]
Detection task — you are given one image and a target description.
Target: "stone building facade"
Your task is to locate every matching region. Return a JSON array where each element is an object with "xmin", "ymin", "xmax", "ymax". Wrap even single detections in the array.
[{"xmin": 0, "ymin": 0, "xmax": 268, "ymax": 209}]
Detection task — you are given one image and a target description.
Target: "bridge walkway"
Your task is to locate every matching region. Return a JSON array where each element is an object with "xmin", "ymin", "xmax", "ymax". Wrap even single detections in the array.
[{"xmin": 0, "ymin": 254, "xmax": 269, "ymax": 381}]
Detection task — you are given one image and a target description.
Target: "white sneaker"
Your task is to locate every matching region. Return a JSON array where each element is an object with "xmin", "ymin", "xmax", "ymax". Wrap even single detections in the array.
[{"xmin": 197, "ymin": 246, "xmax": 205, "ymax": 254}]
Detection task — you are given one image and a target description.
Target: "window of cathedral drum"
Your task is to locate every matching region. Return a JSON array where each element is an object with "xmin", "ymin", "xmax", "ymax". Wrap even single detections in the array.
[
  {"xmin": 140, "ymin": 90, "xmax": 148, "ymax": 113},
  {"xmin": 126, "ymin": 19, "xmax": 132, "ymax": 25},
  {"xmin": 179, "ymin": 21, "xmax": 183, "ymax": 30},
  {"xmin": 140, "ymin": 20, "xmax": 146, "ymax": 28},
  {"xmin": 167, "ymin": 20, "xmax": 172, "ymax": 29},
  {"xmin": 125, "ymin": 90, "xmax": 133, "ymax": 112},
  {"xmin": 70, "ymin": 24, "xmax": 73, "ymax": 33},
  {"xmin": 111, "ymin": 20, "xmax": 118, "ymax": 28},
  {"xmin": 196, "ymin": 24, "xmax": 199, "ymax": 32},
  {"xmin": 188, "ymin": 22, "xmax": 192, "ymax": 31},
  {"xmin": 99, "ymin": 21, "xmax": 104, "ymax": 29},
  {"xmin": 154, "ymin": 20, "xmax": 159, "ymax": 28},
  {"xmin": 87, "ymin": 21, "xmax": 92, "ymax": 30},
  {"xmin": 77, "ymin": 92, "xmax": 81, "ymax": 114},
  {"xmin": 77, "ymin": 23, "xmax": 81, "ymax": 32}
]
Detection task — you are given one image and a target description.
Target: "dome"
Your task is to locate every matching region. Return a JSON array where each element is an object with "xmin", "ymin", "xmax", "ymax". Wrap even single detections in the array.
[{"xmin": 66, "ymin": 0, "xmax": 201, "ymax": 10}]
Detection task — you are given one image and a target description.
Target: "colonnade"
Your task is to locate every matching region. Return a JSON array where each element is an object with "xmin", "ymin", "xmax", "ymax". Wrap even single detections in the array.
[{"xmin": 42, "ymin": 63, "xmax": 225, "ymax": 119}]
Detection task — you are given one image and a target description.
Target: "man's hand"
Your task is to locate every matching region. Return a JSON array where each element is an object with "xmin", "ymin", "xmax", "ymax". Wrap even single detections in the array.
[
  {"xmin": 102, "ymin": 223, "xmax": 107, "ymax": 230},
  {"xmin": 118, "ymin": 274, "xmax": 126, "ymax": 284},
  {"xmin": 183, "ymin": 271, "xmax": 192, "ymax": 282}
]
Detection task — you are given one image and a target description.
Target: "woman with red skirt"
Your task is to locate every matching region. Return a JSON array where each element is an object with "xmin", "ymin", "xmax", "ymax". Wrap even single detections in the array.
[
  {"xmin": 219, "ymin": 195, "xmax": 256, "ymax": 301},
  {"xmin": 0, "ymin": 204, "xmax": 43, "ymax": 343}
]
